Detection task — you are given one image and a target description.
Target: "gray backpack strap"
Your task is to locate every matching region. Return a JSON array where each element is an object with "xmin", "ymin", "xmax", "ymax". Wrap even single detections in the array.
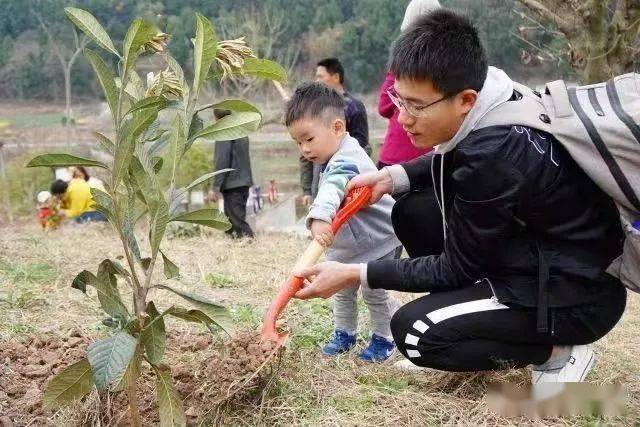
[
  {"xmin": 476, "ymin": 81, "xmax": 552, "ymax": 133},
  {"xmin": 545, "ymin": 80, "xmax": 573, "ymax": 118}
]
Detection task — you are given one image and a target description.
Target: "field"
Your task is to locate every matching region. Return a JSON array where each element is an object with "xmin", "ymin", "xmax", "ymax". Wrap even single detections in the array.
[
  {"xmin": 0, "ymin": 222, "xmax": 638, "ymax": 426},
  {"xmin": 0, "ymin": 103, "xmax": 639, "ymax": 426}
]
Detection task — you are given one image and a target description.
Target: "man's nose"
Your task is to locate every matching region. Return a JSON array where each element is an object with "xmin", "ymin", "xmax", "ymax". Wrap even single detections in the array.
[{"xmin": 397, "ymin": 107, "xmax": 415, "ymax": 127}]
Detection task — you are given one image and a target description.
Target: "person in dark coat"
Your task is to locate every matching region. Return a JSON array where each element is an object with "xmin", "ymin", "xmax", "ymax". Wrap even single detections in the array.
[
  {"xmin": 289, "ymin": 10, "xmax": 627, "ymax": 383},
  {"xmin": 210, "ymin": 109, "xmax": 255, "ymax": 239}
]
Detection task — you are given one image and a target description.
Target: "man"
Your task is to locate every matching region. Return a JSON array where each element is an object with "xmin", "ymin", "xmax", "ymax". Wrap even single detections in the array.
[
  {"xmin": 292, "ymin": 10, "xmax": 627, "ymax": 382},
  {"xmin": 300, "ymin": 58, "xmax": 371, "ymax": 205},
  {"xmin": 210, "ymin": 109, "xmax": 255, "ymax": 239}
]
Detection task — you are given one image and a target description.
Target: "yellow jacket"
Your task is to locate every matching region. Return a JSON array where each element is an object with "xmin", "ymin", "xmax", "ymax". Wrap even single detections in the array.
[{"xmin": 65, "ymin": 178, "xmax": 95, "ymax": 218}]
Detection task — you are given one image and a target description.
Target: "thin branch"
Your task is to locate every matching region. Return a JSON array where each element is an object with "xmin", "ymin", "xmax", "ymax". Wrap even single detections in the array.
[
  {"xmin": 516, "ymin": 0, "xmax": 578, "ymax": 36},
  {"xmin": 32, "ymin": 8, "xmax": 67, "ymax": 69},
  {"xmin": 510, "ymin": 31, "xmax": 561, "ymax": 60}
]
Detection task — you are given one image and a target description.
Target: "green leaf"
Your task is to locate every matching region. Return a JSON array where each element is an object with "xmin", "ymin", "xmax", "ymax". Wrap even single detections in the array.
[
  {"xmin": 157, "ymin": 285, "xmax": 233, "ymax": 334},
  {"xmin": 130, "ymin": 157, "xmax": 168, "ymax": 257},
  {"xmin": 122, "ymin": 19, "xmax": 158, "ymax": 77},
  {"xmin": 71, "ymin": 270, "xmax": 95, "ymax": 293},
  {"xmin": 64, "ymin": 7, "xmax": 119, "ymax": 57},
  {"xmin": 170, "ymin": 208, "xmax": 231, "ymax": 231},
  {"xmin": 165, "ymin": 55, "xmax": 189, "ymax": 102},
  {"xmin": 84, "ymin": 49, "xmax": 119, "ymax": 120},
  {"xmin": 94, "ymin": 260, "xmax": 129, "ymax": 319},
  {"xmin": 141, "ymin": 302, "xmax": 166, "ymax": 365},
  {"xmin": 167, "ymin": 114, "xmax": 186, "ymax": 187},
  {"xmin": 125, "ymin": 71, "xmax": 146, "ymax": 101},
  {"xmin": 87, "ymin": 332, "xmax": 137, "ymax": 389},
  {"xmin": 153, "ymin": 157, "xmax": 164, "ymax": 174},
  {"xmin": 93, "ymin": 132, "xmax": 115, "ymax": 153},
  {"xmin": 161, "ymin": 251, "xmax": 180, "ymax": 280},
  {"xmin": 122, "ymin": 184, "xmax": 142, "ymax": 261},
  {"xmin": 43, "ymin": 358, "xmax": 94, "ymax": 409},
  {"xmin": 112, "ymin": 347, "xmax": 141, "ymax": 392},
  {"xmin": 185, "ymin": 113, "xmax": 204, "ymax": 153},
  {"xmin": 26, "ymin": 153, "xmax": 108, "ymax": 169},
  {"xmin": 241, "ymin": 57, "xmax": 287, "ymax": 83},
  {"xmin": 125, "ymin": 96, "xmax": 170, "ymax": 117},
  {"xmin": 165, "ymin": 306, "xmax": 211, "ymax": 323},
  {"xmin": 183, "ymin": 169, "xmax": 232, "ymax": 193},
  {"xmin": 155, "ymin": 365, "xmax": 186, "ymax": 427},
  {"xmin": 90, "ymin": 188, "xmax": 115, "ymax": 223},
  {"xmin": 114, "ymin": 108, "xmax": 158, "ymax": 187},
  {"xmin": 192, "ymin": 13, "xmax": 218, "ymax": 99},
  {"xmin": 190, "ymin": 111, "xmax": 261, "ymax": 143},
  {"xmin": 198, "ymin": 99, "xmax": 261, "ymax": 115}
]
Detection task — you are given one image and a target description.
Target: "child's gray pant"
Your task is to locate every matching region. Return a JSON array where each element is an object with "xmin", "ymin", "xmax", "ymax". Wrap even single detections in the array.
[{"xmin": 332, "ymin": 247, "xmax": 401, "ymax": 339}]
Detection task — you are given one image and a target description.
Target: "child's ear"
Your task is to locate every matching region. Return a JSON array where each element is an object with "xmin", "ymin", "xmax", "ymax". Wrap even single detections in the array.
[{"xmin": 332, "ymin": 118, "xmax": 346, "ymax": 134}]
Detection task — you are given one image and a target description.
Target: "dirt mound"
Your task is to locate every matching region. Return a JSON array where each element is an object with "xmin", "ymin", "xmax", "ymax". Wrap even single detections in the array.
[
  {"xmin": 0, "ymin": 329, "xmax": 91, "ymax": 426},
  {"xmin": 0, "ymin": 330, "xmax": 282, "ymax": 426}
]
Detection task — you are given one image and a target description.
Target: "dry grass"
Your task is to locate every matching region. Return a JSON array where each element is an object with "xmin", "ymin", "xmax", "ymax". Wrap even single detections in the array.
[{"xmin": 1, "ymin": 222, "xmax": 638, "ymax": 426}]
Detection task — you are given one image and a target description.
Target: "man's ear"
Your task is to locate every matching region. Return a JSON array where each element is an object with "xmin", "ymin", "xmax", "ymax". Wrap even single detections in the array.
[
  {"xmin": 457, "ymin": 89, "xmax": 478, "ymax": 115},
  {"xmin": 332, "ymin": 118, "xmax": 346, "ymax": 134}
]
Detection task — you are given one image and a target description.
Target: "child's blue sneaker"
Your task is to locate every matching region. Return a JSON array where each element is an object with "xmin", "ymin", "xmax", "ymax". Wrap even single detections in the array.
[
  {"xmin": 321, "ymin": 329, "xmax": 356, "ymax": 357},
  {"xmin": 359, "ymin": 334, "xmax": 396, "ymax": 362}
]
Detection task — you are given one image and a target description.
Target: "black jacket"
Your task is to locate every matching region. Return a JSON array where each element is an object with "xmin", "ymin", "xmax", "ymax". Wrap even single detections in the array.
[
  {"xmin": 213, "ymin": 137, "xmax": 253, "ymax": 192},
  {"xmin": 368, "ymin": 125, "xmax": 623, "ymax": 319}
]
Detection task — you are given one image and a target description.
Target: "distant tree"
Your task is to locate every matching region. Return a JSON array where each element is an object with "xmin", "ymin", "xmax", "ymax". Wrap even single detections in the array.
[
  {"xmin": 516, "ymin": 0, "xmax": 640, "ymax": 83},
  {"xmin": 31, "ymin": 5, "xmax": 88, "ymax": 122}
]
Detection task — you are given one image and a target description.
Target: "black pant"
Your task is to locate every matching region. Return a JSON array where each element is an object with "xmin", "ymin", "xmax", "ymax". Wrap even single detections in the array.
[
  {"xmin": 390, "ymin": 191, "xmax": 627, "ymax": 372},
  {"xmin": 223, "ymin": 187, "xmax": 254, "ymax": 238}
]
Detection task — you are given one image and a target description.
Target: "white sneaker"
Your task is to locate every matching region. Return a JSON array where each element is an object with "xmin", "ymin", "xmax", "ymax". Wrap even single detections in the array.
[
  {"xmin": 393, "ymin": 358, "xmax": 435, "ymax": 372},
  {"xmin": 532, "ymin": 344, "xmax": 595, "ymax": 383}
]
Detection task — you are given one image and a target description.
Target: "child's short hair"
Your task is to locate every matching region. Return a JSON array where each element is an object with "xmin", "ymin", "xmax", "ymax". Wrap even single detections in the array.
[
  {"xmin": 391, "ymin": 9, "xmax": 488, "ymax": 96},
  {"xmin": 50, "ymin": 179, "xmax": 68, "ymax": 195},
  {"xmin": 285, "ymin": 82, "xmax": 346, "ymax": 127}
]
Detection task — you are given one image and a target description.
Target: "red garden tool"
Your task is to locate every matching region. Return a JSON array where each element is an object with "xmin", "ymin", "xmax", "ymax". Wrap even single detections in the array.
[{"xmin": 261, "ymin": 186, "xmax": 373, "ymax": 345}]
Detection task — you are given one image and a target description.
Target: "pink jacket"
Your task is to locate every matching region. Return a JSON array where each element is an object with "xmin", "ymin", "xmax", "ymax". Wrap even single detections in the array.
[{"xmin": 378, "ymin": 72, "xmax": 431, "ymax": 165}]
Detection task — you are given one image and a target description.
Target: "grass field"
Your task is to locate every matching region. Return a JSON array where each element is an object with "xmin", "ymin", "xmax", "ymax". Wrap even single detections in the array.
[{"xmin": 1, "ymin": 223, "xmax": 638, "ymax": 426}]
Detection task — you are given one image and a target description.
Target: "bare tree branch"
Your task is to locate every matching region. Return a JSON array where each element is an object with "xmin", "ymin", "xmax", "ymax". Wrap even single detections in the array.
[{"xmin": 516, "ymin": 0, "xmax": 578, "ymax": 36}]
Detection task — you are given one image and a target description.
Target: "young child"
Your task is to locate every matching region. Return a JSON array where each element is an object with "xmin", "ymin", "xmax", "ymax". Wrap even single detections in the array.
[
  {"xmin": 285, "ymin": 82, "xmax": 401, "ymax": 362},
  {"xmin": 36, "ymin": 190, "xmax": 62, "ymax": 230}
]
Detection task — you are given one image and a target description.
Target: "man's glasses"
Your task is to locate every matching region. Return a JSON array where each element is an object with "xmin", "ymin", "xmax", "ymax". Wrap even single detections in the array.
[{"xmin": 387, "ymin": 88, "xmax": 451, "ymax": 118}]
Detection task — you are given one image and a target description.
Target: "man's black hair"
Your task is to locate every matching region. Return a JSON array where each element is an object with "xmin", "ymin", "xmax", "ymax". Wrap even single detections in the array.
[
  {"xmin": 285, "ymin": 82, "xmax": 346, "ymax": 127},
  {"xmin": 317, "ymin": 58, "xmax": 345, "ymax": 85},
  {"xmin": 50, "ymin": 179, "xmax": 68, "ymax": 195},
  {"xmin": 390, "ymin": 9, "xmax": 488, "ymax": 96}
]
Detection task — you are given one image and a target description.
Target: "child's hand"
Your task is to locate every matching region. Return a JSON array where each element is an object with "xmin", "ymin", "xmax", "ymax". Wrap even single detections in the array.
[{"xmin": 311, "ymin": 219, "xmax": 334, "ymax": 248}]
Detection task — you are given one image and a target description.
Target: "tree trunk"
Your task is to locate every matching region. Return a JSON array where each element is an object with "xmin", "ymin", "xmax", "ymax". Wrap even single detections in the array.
[
  {"xmin": 583, "ymin": 0, "xmax": 610, "ymax": 83},
  {"xmin": 517, "ymin": 0, "xmax": 639, "ymax": 84},
  {"xmin": 64, "ymin": 65, "xmax": 72, "ymax": 124}
]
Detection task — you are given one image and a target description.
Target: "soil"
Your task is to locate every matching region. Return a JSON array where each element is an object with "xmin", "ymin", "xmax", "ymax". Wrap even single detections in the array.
[{"xmin": 0, "ymin": 329, "xmax": 282, "ymax": 426}]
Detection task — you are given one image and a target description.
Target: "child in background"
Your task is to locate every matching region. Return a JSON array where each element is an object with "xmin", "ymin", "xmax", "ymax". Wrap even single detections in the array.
[
  {"xmin": 285, "ymin": 82, "xmax": 401, "ymax": 362},
  {"xmin": 36, "ymin": 190, "xmax": 62, "ymax": 230}
]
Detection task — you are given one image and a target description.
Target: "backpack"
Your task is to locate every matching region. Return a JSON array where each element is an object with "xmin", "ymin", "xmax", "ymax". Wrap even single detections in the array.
[{"xmin": 477, "ymin": 73, "xmax": 640, "ymax": 294}]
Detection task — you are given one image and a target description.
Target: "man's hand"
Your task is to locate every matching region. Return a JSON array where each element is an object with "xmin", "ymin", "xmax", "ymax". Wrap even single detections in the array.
[
  {"xmin": 301, "ymin": 194, "xmax": 312, "ymax": 206},
  {"xmin": 346, "ymin": 168, "xmax": 394, "ymax": 205},
  {"xmin": 293, "ymin": 261, "xmax": 361, "ymax": 300},
  {"xmin": 310, "ymin": 219, "xmax": 334, "ymax": 248}
]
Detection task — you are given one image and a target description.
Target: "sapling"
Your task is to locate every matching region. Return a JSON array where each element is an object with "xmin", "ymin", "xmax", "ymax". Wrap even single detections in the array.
[{"xmin": 27, "ymin": 7, "xmax": 286, "ymax": 426}]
